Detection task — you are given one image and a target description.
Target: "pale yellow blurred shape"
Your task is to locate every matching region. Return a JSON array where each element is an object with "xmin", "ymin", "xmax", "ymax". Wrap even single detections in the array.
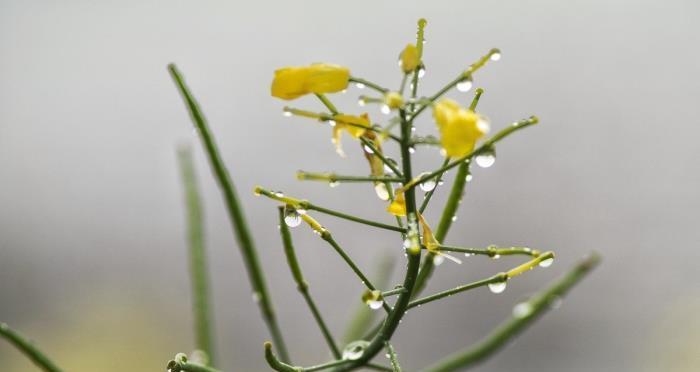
[
  {"xmin": 644, "ymin": 295, "xmax": 700, "ymax": 372},
  {"xmin": 3, "ymin": 292, "xmax": 185, "ymax": 372}
]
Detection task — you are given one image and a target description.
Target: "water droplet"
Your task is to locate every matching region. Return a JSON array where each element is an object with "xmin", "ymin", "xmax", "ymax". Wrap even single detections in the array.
[
  {"xmin": 488, "ymin": 281, "xmax": 507, "ymax": 294},
  {"xmin": 451, "ymin": 215, "xmax": 458, "ymax": 222},
  {"xmin": 282, "ymin": 108, "xmax": 292, "ymax": 117},
  {"xmin": 433, "ymin": 254, "xmax": 445, "ymax": 266},
  {"xmin": 252, "ymin": 292, "xmax": 262, "ymax": 302},
  {"xmin": 368, "ymin": 299, "xmax": 384, "ymax": 310},
  {"xmin": 512, "ymin": 302, "xmax": 533, "ymax": 318},
  {"xmin": 358, "ymin": 98, "xmax": 366, "ymax": 106},
  {"xmin": 439, "ymin": 148, "xmax": 447, "ymax": 157},
  {"xmin": 363, "ymin": 145, "xmax": 374, "ymax": 154},
  {"xmin": 381, "ymin": 104, "xmax": 391, "ymax": 115},
  {"xmin": 539, "ymin": 257, "xmax": 554, "ymax": 268},
  {"xmin": 402, "ymin": 238, "xmax": 412, "ymax": 249},
  {"xmin": 342, "ymin": 341, "xmax": 368, "ymax": 361},
  {"xmin": 385, "ymin": 353, "xmax": 390, "ymax": 359},
  {"xmin": 274, "ymin": 191, "xmax": 284, "ymax": 197},
  {"xmin": 457, "ymin": 76, "xmax": 473, "ymax": 92},
  {"xmin": 548, "ymin": 296, "xmax": 563, "ymax": 310},
  {"xmin": 355, "ymin": 82, "xmax": 366, "ymax": 89},
  {"xmin": 327, "ymin": 120, "xmax": 337, "ymax": 127},
  {"xmin": 490, "ymin": 49, "xmax": 502, "ymax": 61},
  {"xmin": 374, "ymin": 183, "xmax": 390, "ymax": 201},
  {"xmin": 492, "ymin": 254, "xmax": 501, "ymax": 260},
  {"xmin": 329, "ymin": 180, "xmax": 340, "ymax": 188},
  {"xmin": 418, "ymin": 65, "xmax": 426, "ymax": 78},
  {"xmin": 408, "ymin": 147, "xmax": 416, "ymax": 154},
  {"xmin": 296, "ymin": 208, "xmax": 307, "ymax": 215},
  {"xmin": 465, "ymin": 174, "xmax": 473, "ymax": 182},
  {"xmin": 476, "ymin": 116, "xmax": 491, "ymax": 134},
  {"xmin": 464, "ymin": 252, "xmax": 473, "ymax": 257},
  {"xmin": 419, "ymin": 174, "xmax": 436, "ymax": 192},
  {"xmin": 475, "ymin": 148, "xmax": 496, "ymax": 168},
  {"xmin": 283, "ymin": 207, "xmax": 302, "ymax": 227}
]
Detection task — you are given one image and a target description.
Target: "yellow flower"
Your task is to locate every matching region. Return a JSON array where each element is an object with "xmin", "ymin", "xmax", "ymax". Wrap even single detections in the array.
[
  {"xmin": 331, "ymin": 113, "xmax": 371, "ymax": 157},
  {"xmin": 400, "ymin": 44, "xmax": 420, "ymax": 73},
  {"xmin": 384, "ymin": 92, "xmax": 404, "ymax": 110},
  {"xmin": 271, "ymin": 63, "xmax": 350, "ymax": 100},
  {"xmin": 433, "ymin": 98, "xmax": 487, "ymax": 157}
]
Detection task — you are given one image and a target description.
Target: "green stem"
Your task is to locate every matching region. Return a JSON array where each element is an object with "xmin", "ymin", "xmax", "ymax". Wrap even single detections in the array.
[
  {"xmin": 337, "ymin": 108, "xmax": 423, "ymax": 371},
  {"xmin": 349, "ymin": 76, "xmax": 390, "ymax": 94},
  {"xmin": 437, "ymin": 245, "xmax": 539, "ymax": 257},
  {"xmin": 315, "ymin": 93, "xmax": 339, "ymax": 115},
  {"xmin": 320, "ymin": 232, "xmax": 392, "ymax": 313},
  {"xmin": 422, "ymin": 253, "xmax": 600, "ymax": 372},
  {"xmin": 0, "ymin": 323, "xmax": 63, "ymax": 372},
  {"xmin": 178, "ymin": 362, "xmax": 222, "ymax": 372},
  {"xmin": 297, "ymin": 171, "xmax": 402, "ymax": 183},
  {"xmin": 411, "ymin": 49, "xmax": 499, "ymax": 119},
  {"xmin": 278, "ymin": 207, "xmax": 341, "ymax": 359},
  {"xmin": 385, "ymin": 341, "xmax": 402, "ymax": 372},
  {"xmin": 177, "ymin": 146, "xmax": 216, "ymax": 365},
  {"xmin": 418, "ymin": 157, "xmax": 450, "ymax": 213},
  {"xmin": 414, "ymin": 116, "xmax": 539, "ymax": 188},
  {"xmin": 168, "ymin": 64, "xmax": 289, "ymax": 362},
  {"xmin": 381, "ymin": 287, "xmax": 406, "ymax": 298},
  {"xmin": 284, "ymin": 107, "xmax": 403, "ymax": 143},
  {"xmin": 255, "ymin": 187, "xmax": 406, "ymax": 233},
  {"xmin": 408, "ymin": 274, "xmax": 506, "ymax": 309}
]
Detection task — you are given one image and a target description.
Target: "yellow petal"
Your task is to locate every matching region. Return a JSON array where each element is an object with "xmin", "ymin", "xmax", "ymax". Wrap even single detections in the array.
[
  {"xmin": 305, "ymin": 63, "xmax": 350, "ymax": 94},
  {"xmin": 387, "ymin": 191, "xmax": 406, "ymax": 216},
  {"xmin": 271, "ymin": 63, "xmax": 350, "ymax": 100},
  {"xmin": 271, "ymin": 67, "xmax": 310, "ymax": 100},
  {"xmin": 332, "ymin": 125, "xmax": 346, "ymax": 157},
  {"xmin": 400, "ymin": 44, "xmax": 420, "ymax": 73},
  {"xmin": 432, "ymin": 99, "xmax": 487, "ymax": 158}
]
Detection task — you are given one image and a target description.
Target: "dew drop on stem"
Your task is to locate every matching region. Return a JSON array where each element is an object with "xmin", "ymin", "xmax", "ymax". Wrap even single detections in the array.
[
  {"xmin": 475, "ymin": 147, "xmax": 496, "ymax": 168},
  {"xmin": 457, "ymin": 76, "xmax": 473, "ymax": 92},
  {"xmin": 488, "ymin": 281, "xmax": 507, "ymax": 294}
]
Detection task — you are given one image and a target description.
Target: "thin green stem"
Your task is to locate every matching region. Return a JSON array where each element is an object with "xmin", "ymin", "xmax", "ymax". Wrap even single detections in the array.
[
  {"xmin": 350, "ymin": 76, "xmax": 389, "ymax": 94},
  {"xmin": 381, "ymin": 287, "xmax": 406, "ymax": 298},
  {"xmin": 408, "ymin": 274, "xmax": 506, "ymax": 309},
  {"xmin": 385, "ymin": 341, "xmax": 402, "ymax": 372},
  {"xmin": 414, "ymin": 116, "xmax": 539, "ymax": 187},
  {"xmin": 359, "ymin": 137, "xmax": 404, "ymax": 178},
  {"xmin": 398, "ymin": 73, "xmax": 409, "ymax": 95},
  {"xmin": 437, "ymin": 245, "xmax": 540, "ymax": 258},
  {"xmin": 468, "ymin": 88, "xmax": 484, "ymax": 111},
  {"xmin": 284, "ymin": 107, "xmax": 403, "ymax": 143},
  {"xmin": 255, "ymin": 186, "xmax": 406, "ymax": 233},
  {"xmin": 342, "ymin": 257, "xmax": 395, "ymax": 344},
  {"xmin": 277, "ymin": 207, "xmax": 341, "ymax": 359},
  {"xmin": 411, "ymin": 49, "xmax": 500, "ymax": 119},
  {"xmin": 178, "ymin": 362, "xmax": 222, "ymax": 372},
  {"xmin": 422, "ymin": 253, "xmax": 600, "ymax": 372},
  {"xmin": 320, "ymin": 231, "xmax": 392, "ymax": 313},
  {"xmin": 315, "ymin": 93, "xmax": 339, "ymax": 115},
  {"xmin": 297, "ymin": 171, "xmax": 402, "ymax": 183},
  {"xmin": 304, "ymin": 202, "xmax": 406, "ymax": 233},
  {"xmin": 0, "ymin": 323, "xmax": 63, "ymax": 372},
  {"xmin": 168, "ymin": 64, "xmax": 289, "ymax": 362},
  {"xmin": 177, "ymin": 146, "xmax": 216, "ymax": 365},
  {"xmin": 418, "ymin": 157, "xmax": 450, "ymax": 213},
  {"xmin": 264, "ymin": 342, "xmax": 303, "ymax": 372}
]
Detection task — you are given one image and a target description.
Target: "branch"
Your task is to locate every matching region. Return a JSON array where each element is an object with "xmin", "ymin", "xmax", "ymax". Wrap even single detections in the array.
[
  {"xmin": 177, "ymin": 145, "xmax": 216, "ymax": 365},
  {"xmin": 0, "ymin": 323, "xmax": 64, "ymax": 372},
  {"xmin": 422, "ymin": 253, "xmax": 600, "ymax": 372},
  {"xmin": 168, "ymin": 64, "xmax": 289, "ymax": 362}
]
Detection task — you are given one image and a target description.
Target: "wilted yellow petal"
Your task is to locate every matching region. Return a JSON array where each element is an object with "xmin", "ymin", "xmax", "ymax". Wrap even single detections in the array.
[
  {"xmin": 331, "ymin": 125, "xmax": 346, "ymax": 157},
  {"xmin": 400, "ymin": 44, "xmax": 420, "ymax": 73},
  {"xmin": 335, "ymin": 113, "xmax": 370, "ymax": 138},
  {"xmin": 417, "ymin": 213, "xmax": 440, "ymax": 252},
  {"xmin": 387, "ymin": 191, "xmax": 406, "ymax": 216}
]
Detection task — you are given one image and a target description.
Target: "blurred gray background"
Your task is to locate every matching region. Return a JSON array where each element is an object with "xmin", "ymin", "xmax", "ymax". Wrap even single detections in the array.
[{"xmin": 1, "ymin": 0, "xmax": 699, "ymax": 371}]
